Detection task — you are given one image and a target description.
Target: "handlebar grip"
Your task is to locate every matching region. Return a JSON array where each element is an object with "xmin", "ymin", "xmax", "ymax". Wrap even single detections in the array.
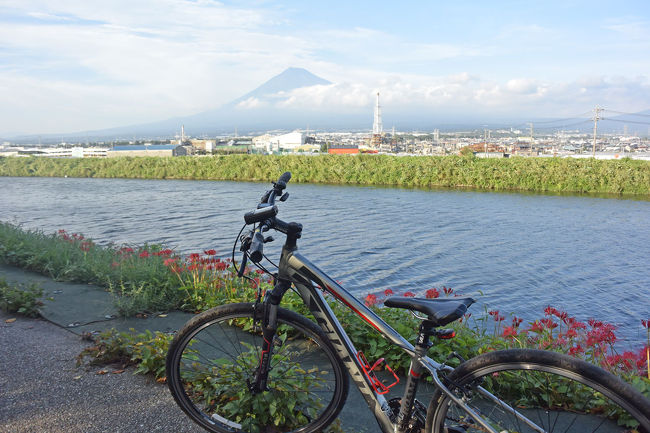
[
  {"xmin": 249, "ymin": 231, "xmax": 265, "ymax": 263},
  {"xmin": 275, "ymin": 172, "xmax": 292, "ymax": 190},
  {"xmin": 278, "ymin": 172, "xmax": 291, "ymax": 184},
  {"xmin": 244, "ymin": 205, "xmax": 278, "ymax": 224}
]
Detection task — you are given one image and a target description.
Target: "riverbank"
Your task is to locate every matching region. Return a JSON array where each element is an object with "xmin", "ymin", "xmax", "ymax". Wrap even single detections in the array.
[{"xmin": 1, "ymin": 154, "xmax": 649, "ymax": 195}]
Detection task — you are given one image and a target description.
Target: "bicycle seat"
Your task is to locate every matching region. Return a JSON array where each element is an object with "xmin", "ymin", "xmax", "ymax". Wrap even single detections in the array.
[{"xmin": 384, "ymin": 297, "xmax": 475, "ymax": 326}]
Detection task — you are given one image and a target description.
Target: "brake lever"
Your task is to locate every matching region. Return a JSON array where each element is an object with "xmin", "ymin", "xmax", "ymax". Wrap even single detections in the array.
[
  {"xmin": 237, "ymin": 252, "xmax": 248, "ymax": 277},
  {"xmin": 238, "ymin": 230, "xmax": 254, "ymax": 278}
]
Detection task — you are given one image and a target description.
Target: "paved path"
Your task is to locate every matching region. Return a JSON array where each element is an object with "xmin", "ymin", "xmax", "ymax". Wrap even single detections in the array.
[
  {"xmin": 0, "ymin": 310, "xmax": 205, "ymax": 433},
  {"xmin": 0, "ymin": 263, "xmax": 380, "ymax": 433}
]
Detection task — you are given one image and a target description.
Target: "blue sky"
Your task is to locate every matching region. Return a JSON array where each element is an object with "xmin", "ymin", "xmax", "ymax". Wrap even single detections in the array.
[{"xmin": 1, "ymin": 0, "xmax": 649, "ymax": 135}]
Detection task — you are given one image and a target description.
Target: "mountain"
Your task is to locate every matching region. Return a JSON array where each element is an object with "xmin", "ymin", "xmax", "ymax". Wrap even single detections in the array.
[{"xmin": 227, "ymin": 67, "xmax": 331, "ymax": 107}]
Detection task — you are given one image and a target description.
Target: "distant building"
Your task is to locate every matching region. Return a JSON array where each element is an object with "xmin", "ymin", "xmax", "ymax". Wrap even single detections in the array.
[
  {"xmin": 328, "ymin": 144, "xmax": 359, "ymax": 154},
  {"xmin": 107, "ymin": 144, "xmax": 188, "ymax": 157}
]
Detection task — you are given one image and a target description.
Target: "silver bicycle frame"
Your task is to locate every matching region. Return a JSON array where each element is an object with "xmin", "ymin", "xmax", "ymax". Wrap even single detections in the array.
[{"xmin": 278, "ymin": 249, "xmax": 541, "ymax": 433}]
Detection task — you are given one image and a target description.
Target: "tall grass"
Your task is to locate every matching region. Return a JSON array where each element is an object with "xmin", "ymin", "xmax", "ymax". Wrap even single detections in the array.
[{"xmin": 1, "ymin": 154, "xmax": 649, "ymax": 195}]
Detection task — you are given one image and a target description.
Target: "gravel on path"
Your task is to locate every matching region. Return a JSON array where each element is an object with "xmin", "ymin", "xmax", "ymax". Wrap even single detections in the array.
[{"xmin": 0, "ymin": 311, "xmax": 205, "ymax": 433}]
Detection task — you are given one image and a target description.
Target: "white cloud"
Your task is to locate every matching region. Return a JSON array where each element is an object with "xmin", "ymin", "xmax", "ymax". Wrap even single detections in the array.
[{"xmin": 258, "ymin": 74, "xmax": 650, "ymax": 120}]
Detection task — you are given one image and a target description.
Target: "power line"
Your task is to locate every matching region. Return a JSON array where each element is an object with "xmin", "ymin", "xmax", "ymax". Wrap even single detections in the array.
[
  {"xmin": 604, "ymin": 109, "xmax": 650, "ymax": 118},
  {"xmin": 533, "ymin": 120, "xmax": 592, "ymax": 130},
  {"xmin": 603, "ymin": 118, "xmax": 650, "ymax": 126}
]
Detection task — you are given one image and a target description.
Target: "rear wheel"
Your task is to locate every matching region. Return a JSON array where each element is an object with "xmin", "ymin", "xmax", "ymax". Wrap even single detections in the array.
[
  {"xmin": 427, "ymin": 349, "xmax": 650, "ymax": 433},
  {"xmin": 166, "ymin": 302, "xmax": 349, "ymax": 433}
]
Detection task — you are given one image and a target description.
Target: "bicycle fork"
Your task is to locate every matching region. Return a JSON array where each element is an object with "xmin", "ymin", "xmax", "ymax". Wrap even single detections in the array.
[{"xmin": 250, "ymin": 279, "xmax": 291, "ymax": 394}]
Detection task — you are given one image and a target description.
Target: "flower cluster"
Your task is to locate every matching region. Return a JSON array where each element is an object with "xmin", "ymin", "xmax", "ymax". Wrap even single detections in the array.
[{"xmin": 57, "ymin": 229, "xmax": 94, "ymax": 252}]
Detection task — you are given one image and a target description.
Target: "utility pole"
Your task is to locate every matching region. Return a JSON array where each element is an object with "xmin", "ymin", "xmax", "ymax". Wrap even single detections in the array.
[
  {"xmin": 592, "ymin": 106, "xmax": 602, "ymax": 158},
  {"xmin": 529, "ymin": 123, "xmax": 534, "ymax": 155}
]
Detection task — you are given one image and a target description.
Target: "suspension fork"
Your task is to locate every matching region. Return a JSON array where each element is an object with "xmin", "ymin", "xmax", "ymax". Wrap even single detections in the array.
[{"xmin": 251, "ymin": 278, "xmax": 292, "ymax": 393}]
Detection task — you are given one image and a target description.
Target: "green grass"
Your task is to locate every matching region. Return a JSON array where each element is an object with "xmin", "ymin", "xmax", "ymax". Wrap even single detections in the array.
[{"xmin": 1, "ymin": 154, "xmax": 649, "ymax": 195}]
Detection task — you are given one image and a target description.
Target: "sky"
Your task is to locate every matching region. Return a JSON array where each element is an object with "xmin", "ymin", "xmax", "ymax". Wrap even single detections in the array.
[{"xmin": 1, "ymin": 0, "xmax": 650, "ymax": 136}]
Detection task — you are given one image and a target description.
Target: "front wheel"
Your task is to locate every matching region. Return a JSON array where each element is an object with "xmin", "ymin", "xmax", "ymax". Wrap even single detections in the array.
[
  {"xmin": 426, "ymin": 348, "xmax": 650, "ymax": 433},
  {"xmin": 166, "ymin": 302, "xmax": 349, "ymax": 433}
]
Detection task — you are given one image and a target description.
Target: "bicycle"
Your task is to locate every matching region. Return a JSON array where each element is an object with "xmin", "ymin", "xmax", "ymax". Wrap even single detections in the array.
[{"xmin": 166, "ymin": 172, "xmax": 650, "ymax": 433}]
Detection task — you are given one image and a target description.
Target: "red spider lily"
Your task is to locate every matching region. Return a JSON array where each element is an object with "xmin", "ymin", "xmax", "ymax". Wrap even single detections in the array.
[
  {"xmin": 502, "ymin": 326, "xmax": 518, "ymax": 338},
  {"xmin": 189, "ymin": 253, "xmax": 200, "ymax": 262},
  {"xmin": 540, "ymin": 318, "xmax": 557, "ymax": 329},
  {"xmin": 495, "ymin": 314, "xmax": 505, "ymax": 322},
  {"xmin": 544, "ymin": 306, "xmax": 558, "ymax": 316},
  {"xmin": 215, "ymin": 262, "xmax": 227, "ymax": 271},
  {"xmin": 80, "ymin": 241, "xmax": 92, "ymax": 252},
  {"xmin": 642, "ymin": 319, "xmax": 649, "ymax": 329},
  {"xmin": 443, "ymin": 287, "xmax": 453, "ymax": 295},
  {"xmin": 512, "ymin": 316, "xmax": 523, "ymax": 328},
  {"xmin": 365, "ymin": 294, "xmax": 379, "ymax": 306},
  {"xmin": 204, "ymin": 249, "xmax": 217, "ymax": 256},
  {"xmin": 153, "ymin": 249, "xmax": 173, "ymax": 256},
  {"xmin": 384, "ymin": 289, "xmax": 394, "ymax": 296},
  {"xmin": 139, "ymin": 251, "xmax": 150, "ymax": 258},
  {"xmin": 425, "ymin": 288, "xmax": 440, "ymax": 299},
  {"xmin": 488, "ymin": 310, "xmax": 499, "ymax": 316},
  {"xmin": 403, "ymin": 291, "xmax": 416, "ymax": 297},
  {"xmin": 111, "ymin": 262, "xmax": 119, "ymax": 268},
  {"xmin": 255, "ymin": 269, "xmax": 265, "ymax": 274},
  {"xmin": 565, "ymin": 328, "xmax": 578, "ymax": 338},
  {"xmin": 568, "ymin": 345, "xmax": 584, "ymax": 356},
  {"xmin": 529, "ymin": 320, "xmax": 545, "ymax": 333},
  {"xmin": 588, "ymin": 318, "xmax": 603, "ymax": 328},
  {"xmin": 567, "ymin": 318, "xmax": 586, "ymax": 330},
  {"xmin": 586, "ymin": 323, "xmax": 617, "ymax": 346},
  {"xmin": 163, "ymin": 258, "xmax": 177, "ymax": 267}
]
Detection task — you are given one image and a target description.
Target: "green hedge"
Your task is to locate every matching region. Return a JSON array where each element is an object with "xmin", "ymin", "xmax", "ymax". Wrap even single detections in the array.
[{"xmin": 1, "ymin": 154, "xmax": 649, "ymax": 195}]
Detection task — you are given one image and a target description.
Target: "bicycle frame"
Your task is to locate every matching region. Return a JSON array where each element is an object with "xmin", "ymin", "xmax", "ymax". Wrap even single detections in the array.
[{"xmin": 269, "ymin": 245, "xmax": 506, "ymax": 433}]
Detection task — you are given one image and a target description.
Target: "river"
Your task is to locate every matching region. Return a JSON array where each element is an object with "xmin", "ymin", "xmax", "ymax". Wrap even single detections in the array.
[{"xmin": 1, "ymin": 177, "xmax": 648, "ymax": 346}]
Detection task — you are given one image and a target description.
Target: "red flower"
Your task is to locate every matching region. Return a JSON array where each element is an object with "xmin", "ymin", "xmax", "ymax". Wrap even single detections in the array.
[
  {"xmin": 189, "ymin": 253, "xmax": 200, "ymax": 262},
  {"xmin": 565, "ymin": 328, "xmax": 578, "ymax": 338},
  {"xmin": 642, "ymin": 319, "xmax": 649, "ymax": 329},
  {"xmin": 425, "ymin": 288, "xmax": 440, "ymax": 299},
  {"xmin": 204, "ymin": 249, "xmax": 217, "ymax": 256},
  {"xmin": 163, "ymin": 258, "xmax": 177, "ymax": 267},
  {"xmin": 502, "ymin": 326, "xmax": 518, "ymax": 338},
  {"xmin": 139, "ymin": 251, "xmax": 150, "ymax": 258},
  {"xmin": 529, "ymin": 321, "xmax": 544, "ymax": 333},
  {"xmin": 384, "ymin": 289, "xmax": 394, "ymax": 296},
  {"xmin": 443, "ymin": 287, "xmax": 453, "ymax": 295},
  {"xmin": 403, "ymin": 291, "xmax": 416, "ymax": 297},
  {"xmin": 540, "ymin": 318, "xmax": 557, "ymax": 329},
  {"xmin": 111, "ymin": 262, "xmax": 119, "ymax": 268},
  {"xmin": 512, "ymin": 316, "xmax": 523, "ymax": 328},
  {"xmin": 365, "ymin": 294, "xmax": 379, "ymax": 306},
  {"xmin": 488, "ymin": 310, "xmax": 499, "ymax": 316},
  {"xmin": 544, "ymin": 306, "xmax": 558, "ymax": 316},
  {"xmin": 568, "ymin": 345, "xmax": 584, "ymax": 356}
]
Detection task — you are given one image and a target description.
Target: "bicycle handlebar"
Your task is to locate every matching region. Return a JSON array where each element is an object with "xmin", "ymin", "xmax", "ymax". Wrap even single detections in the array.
[{"xmin": 242, "ymin": 172, "xmax": 293, "ymax": 264}]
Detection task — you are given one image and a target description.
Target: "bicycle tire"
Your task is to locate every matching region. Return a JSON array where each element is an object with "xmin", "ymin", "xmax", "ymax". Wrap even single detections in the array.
[
  {"xmin": 426, "ymin": 348, "xmax": 650, "ymax": 433},
  {"xmin": 166, "ymin": 302, "xmax": 349, "ymax": 433}
]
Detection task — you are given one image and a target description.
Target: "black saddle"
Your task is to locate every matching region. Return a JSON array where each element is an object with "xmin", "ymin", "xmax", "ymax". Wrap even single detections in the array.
[{"xmin": 384, "ymin": 297, "xmax": 475, "ymax": 327}]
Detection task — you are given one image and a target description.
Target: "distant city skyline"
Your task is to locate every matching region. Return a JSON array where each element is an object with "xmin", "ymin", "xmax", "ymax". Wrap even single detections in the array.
[{"xmin": 1, "ymin": 0, "xmax": 650, "ymax": 136}]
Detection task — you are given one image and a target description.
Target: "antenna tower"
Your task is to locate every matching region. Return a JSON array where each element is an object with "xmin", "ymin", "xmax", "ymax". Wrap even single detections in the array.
[{"xmin": 371, "ymin": 92, "xmax": 383, "ymax": 148}]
